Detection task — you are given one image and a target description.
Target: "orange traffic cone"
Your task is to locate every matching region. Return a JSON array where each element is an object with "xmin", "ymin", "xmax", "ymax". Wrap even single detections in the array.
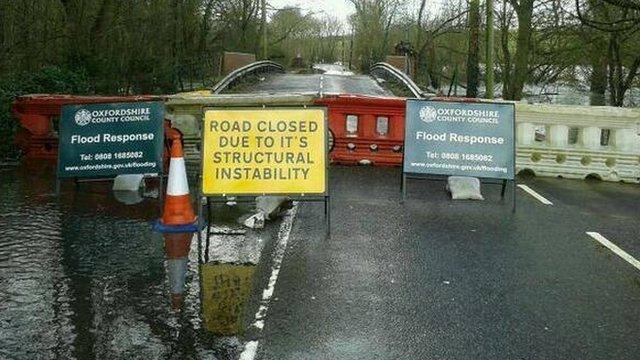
[{"xmin": 161, "ymin": 140, "xmax": 196, "ymax": 226}]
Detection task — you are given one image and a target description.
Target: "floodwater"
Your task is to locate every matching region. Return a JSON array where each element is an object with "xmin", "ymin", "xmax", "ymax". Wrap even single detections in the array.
[{"xmin": 0, "ymin": 161, "xmax": 263, "ymax": 360}]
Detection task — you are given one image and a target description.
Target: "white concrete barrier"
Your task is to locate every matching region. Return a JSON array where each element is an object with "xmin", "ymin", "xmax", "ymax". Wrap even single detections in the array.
[{"xmin": 516, "ymin": 103, "xmax": 640, "ymax": 183}]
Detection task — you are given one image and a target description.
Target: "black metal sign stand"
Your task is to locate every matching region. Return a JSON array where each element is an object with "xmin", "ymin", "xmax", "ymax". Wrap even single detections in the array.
[
  {"xmin": 400, "ymin": 99, "xmax": 517, "ymax": 213},
  {"xmin": 196, "ymin": 194, "xmax": 330, "ymax": 261},
  {"xmin": 196, "ymin": 106, "xmax": 331, "ymax": 264},
  {"xmin": 53, "ymin": 101, "xmax": 166, "ymax": 210}
]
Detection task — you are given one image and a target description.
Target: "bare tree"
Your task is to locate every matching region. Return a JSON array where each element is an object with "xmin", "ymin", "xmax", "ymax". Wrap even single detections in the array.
[
  {"xmin": 466, "ymin": 0, "xmax": 481, "ymax": 97},
  {"xmin": 411, "ymin": 1, "xmax": 468, "ymax": 89},
  {"xmin": 502, "ymin": 0, "xmax": 535, "ymax": 100},
  {"xmin": 575, "ymin": 0, "xmax": 640, "ymax": 106},
  {"xmin": 349, "ymin": 0, "xmax": 403, "ymax": 69}
]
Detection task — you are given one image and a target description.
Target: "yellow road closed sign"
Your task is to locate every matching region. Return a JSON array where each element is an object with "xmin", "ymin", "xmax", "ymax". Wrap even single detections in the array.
[{"xmin": 202, "ymin": 107, "xmax": 327, "ymax": 195}]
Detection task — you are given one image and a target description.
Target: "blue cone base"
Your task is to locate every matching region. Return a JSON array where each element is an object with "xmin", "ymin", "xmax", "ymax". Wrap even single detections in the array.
[{"xmin": 152, "ymin": 219, "xmax": 199, "ymax": 233}]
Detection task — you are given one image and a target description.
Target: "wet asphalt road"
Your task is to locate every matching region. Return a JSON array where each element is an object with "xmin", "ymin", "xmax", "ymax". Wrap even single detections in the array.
[
  {"xmin": 252, "ymin": 166, "xmax": 640, "ymax": 360},
  {"xmin": 2, "ymin": 163, "xmax": 638, "ymax": 359},
  {"xmin": 233, "ymin": 73, "xmax": 394, "ymax": 97}
]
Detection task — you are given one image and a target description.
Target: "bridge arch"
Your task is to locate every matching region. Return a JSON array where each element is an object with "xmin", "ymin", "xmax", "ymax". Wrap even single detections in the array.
[
  {"xmin": 211, "ymin": 60, "xmax": 284, "ymax": 94},
  {"xmin": 369, "ymin": 62, "xmax": 427, "ymax": 99}
]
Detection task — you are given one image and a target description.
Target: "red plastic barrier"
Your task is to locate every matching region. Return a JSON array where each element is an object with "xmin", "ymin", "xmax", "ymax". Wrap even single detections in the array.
[
  {"xmin": 13, "ymin": 128, "xmax": 58, "ymax": 159},
  {"xmin": 315, "ymin": 95, "xmax": 406, "ymax": 166},
  {"xmin": 12, "ymin": 94, "xmax": 167, "ymax": 160}
]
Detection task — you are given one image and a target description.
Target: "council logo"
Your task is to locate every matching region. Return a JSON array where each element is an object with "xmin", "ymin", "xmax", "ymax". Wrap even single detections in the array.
[
  {"xmin": 74, "ymin": 109, "xmax": 92, "ymax": 126},
  {"xmin": 419, "ymin": 106, "xmax": 437, "ymax": 123}
]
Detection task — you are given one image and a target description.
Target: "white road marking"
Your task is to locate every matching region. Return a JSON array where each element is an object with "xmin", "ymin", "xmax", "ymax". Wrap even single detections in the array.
[
  {"xmin": 239, "ymin": 341, "xmax": 258, "ymax": 360},
  {"xmin": 239, "ymin": 204, "xmax": 298, "ymax": 360},
  {"xmin": 586, "ymin": 232, "xmax": 640, "ymax": 271},
  {"xmin": 517, "ymin": 184, "xmax": 553, "ymax": 205}
]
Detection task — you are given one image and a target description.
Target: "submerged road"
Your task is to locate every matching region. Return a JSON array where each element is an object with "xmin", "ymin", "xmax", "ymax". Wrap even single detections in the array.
[{"xmin": 246, "ymin": 166, "xmax": 640, "ymax": 360}]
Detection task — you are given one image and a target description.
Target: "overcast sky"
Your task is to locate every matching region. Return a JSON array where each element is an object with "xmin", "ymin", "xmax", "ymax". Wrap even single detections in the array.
[
  {"xmin": 269, "ymin": 0, "xmax": 447, "ymax": 25},
  {"xmin": 269, "ymin": 0, "xmax": 355, "ymax": 23}
]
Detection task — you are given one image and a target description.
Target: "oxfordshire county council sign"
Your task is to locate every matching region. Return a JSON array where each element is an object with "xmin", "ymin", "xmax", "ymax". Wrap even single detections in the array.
[
  {"xmin": 201, "ymin": 107, "xmax": 327, "ymax": 196},
  {"xmin": 58, "ymin": 101, "xmax": 164, "ymax": 178},
  {"xmin": 403, "ymin": 99, "xmax": 515, "ymax": 180}
]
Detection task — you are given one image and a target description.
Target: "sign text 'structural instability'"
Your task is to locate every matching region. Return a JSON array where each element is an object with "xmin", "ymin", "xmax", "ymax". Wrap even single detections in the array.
[{"xmin": 202, "ymin": 108, "xmax": 327, "ymax": 195}]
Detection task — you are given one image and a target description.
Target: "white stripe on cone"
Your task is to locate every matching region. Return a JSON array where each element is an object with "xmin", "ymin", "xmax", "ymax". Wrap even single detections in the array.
[{"xmin": 167, "ymin": 157, "xmax": 190, "ymax": 196}]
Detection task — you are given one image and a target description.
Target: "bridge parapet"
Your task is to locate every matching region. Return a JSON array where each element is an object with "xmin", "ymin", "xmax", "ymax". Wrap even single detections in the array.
[
  {"xmin": 370, "ymin": 62, "xmax": 429, "ymax": 99},
  {"xmin": 211, "ymin": 60, "xmax": 284, "ymax": 95},
  {"xmin": 515, "ymin": 103, "xmax": 640, "ymax": 182}
]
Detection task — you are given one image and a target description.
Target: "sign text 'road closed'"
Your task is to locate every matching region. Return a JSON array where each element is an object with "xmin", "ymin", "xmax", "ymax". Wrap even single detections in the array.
[{"xmin": 202, "ymin": 108, "xmax": 326, "ymax": 195}]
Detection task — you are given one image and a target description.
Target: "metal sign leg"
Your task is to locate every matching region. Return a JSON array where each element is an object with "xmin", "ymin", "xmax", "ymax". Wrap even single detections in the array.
[
  {"xmin": 512, "ymin": 179, "xmax": 517, "ymax": 213},
  {"xmin": 325, "ymin": 195, "xmax": 331, "ymax": 239},
  {"xmin": 401, "ymin": 173, "xmax": 407, "ymax": 203},
  {"xmin": 205, "ymin": 200, "xmax": 212, "ymax": 263},
  {"xmin": 158, "ymin": 174, "xmax": 164, "ymax": 213},
  {"xmin": 196, "ymin": 175, "xmax": 203, "ymax": 264}
]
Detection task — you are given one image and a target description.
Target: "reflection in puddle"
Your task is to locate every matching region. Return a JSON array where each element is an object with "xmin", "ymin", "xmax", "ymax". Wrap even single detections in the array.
[
  {"xmin": 2, "ymin": 163, "xmax": 270, "ymax": 359},
  {"xmin": 201, "ymin": 262, "xmax": 255, "ymax": 336},
  {"xmin": 196, "ymin": 203, "xmax": 265, "ymax": 337},
  {"xmin": 163, "ymin": 200, "xmax": 262, "ymax": 345},
  {"xmin": 113, "ymin": 190, "xmax": 144, "ymax": 205},
  {"xmin": 164, "ymin": 232, "xmax": 192, "ymax": 312}
]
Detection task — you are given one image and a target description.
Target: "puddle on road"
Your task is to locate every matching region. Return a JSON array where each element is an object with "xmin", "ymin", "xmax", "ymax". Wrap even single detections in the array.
[
  {"xmin": 164, "ymin": 227, "xmax": 258, "ymax": 336},
  {"xmin": 0, "ymin": 162, "xmax": 266, "ymax": 359}
]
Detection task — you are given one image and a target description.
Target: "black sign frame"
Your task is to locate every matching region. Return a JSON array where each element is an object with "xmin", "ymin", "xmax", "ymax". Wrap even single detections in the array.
[
  {"xmin": 54, "ymin": 101, "xmax": 165, "ymax": 205},
  {"xmin": 400, "ymin": 98, "xmax": 517, "ymax": 212},
  {"xmin": 196, "ymin": 105, "xmax": 331, "ymax": 244}
]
